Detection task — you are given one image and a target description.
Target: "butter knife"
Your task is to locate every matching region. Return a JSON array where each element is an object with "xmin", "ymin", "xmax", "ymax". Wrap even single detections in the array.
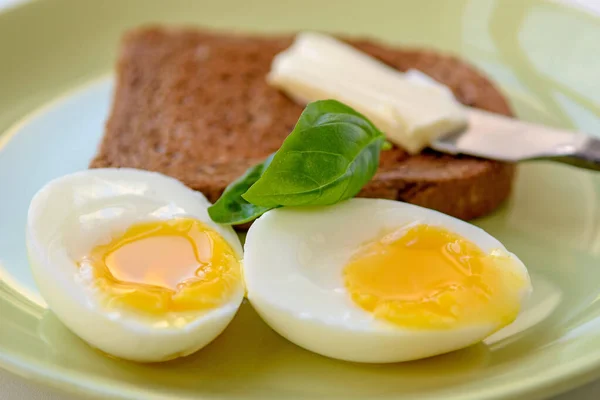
[{"xmin": 431, "ymin": 109, "xmax": 600, "ymax": 171}]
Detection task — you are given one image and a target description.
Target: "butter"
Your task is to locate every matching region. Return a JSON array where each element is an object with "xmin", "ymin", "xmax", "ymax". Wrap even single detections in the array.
[{"xmin": 267, "ymin": 32, "xmax": 467, "ymax": 154}]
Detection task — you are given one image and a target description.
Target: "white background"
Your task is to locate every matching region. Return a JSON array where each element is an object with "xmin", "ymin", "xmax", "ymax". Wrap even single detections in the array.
[{"xmin": 1, "ymin": 0, "xmax": 600, "ymax": 398}]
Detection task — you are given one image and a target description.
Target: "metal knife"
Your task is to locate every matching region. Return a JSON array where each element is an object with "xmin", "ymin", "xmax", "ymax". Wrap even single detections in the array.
[{"xmin": 431, "ymin": 108, "xmax": 600, "ymax": 171}]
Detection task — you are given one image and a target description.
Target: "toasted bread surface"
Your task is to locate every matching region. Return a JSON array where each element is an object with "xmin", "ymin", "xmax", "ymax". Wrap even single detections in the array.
[{"xmin": 91, "ymin": 27, "xmax": 515, "ymax": 220}]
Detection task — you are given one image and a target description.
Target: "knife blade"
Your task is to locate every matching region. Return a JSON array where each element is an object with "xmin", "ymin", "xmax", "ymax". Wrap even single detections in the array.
[{"xmin": 431, "ymin": 108, "xmax": 600, "ymax": 171}]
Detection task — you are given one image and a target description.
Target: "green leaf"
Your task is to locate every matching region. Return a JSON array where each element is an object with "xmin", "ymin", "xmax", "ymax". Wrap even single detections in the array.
[
  {"xmin": 207, "ymin": 154, "xmax": 275, "ymax": 225},
  {"xmin": 242, "ymin": 100, "xmax": 385, "ymax": 208}
]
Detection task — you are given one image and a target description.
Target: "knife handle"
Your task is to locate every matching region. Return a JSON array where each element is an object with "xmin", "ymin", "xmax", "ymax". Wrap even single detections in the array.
[{"xmin": 546, "ymin": 137, "xmax": 600, "ymax": 171}]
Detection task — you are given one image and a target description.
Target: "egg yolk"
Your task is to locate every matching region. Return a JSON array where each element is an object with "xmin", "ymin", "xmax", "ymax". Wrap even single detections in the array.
[
  {"xmin": 79, "ymin": 218, "xmax": 240, "ymax": 315},
  {"xmin": 343, "ymin": 225, "xmax": 526, "ymax": 330}
]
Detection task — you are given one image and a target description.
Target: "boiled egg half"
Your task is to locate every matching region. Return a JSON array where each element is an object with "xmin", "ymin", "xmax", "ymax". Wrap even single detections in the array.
[
  {"xmin": 26, "ymin": 169, "xmax": 244, "ymax": 362},
  {"xmin": 244, "ymin": 198, "xmax": 532, "ymax": 363}
]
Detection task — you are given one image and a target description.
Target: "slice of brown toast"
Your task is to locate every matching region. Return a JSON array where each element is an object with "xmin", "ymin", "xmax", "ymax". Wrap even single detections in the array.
[{"xmin": 91, "ymin": 27, "xmax": 515, "ymax": 221}]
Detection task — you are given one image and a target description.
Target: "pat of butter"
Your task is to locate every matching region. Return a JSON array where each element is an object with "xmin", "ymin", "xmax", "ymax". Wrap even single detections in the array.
[{"xmin": 267, "ymin": 32, "xmax": 467, "ymax": 154}]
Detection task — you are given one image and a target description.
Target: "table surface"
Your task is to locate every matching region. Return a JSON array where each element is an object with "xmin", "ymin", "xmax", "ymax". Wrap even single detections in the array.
[{"xmin": 1, "ymin": 0, "xmax": 600, "ymax": 398}]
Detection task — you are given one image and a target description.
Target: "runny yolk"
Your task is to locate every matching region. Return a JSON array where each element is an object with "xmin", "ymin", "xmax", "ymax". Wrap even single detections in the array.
[
  {"xmin": 343, "ymin": 225, "xmax": 526, "ymax": 330},
  {"xmin": 79, "ymin": 218, "xmax": 241, "ymax": 315}
]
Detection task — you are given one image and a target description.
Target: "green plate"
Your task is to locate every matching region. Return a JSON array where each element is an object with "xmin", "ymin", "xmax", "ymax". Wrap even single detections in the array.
[{"xmin": 1, "ymin": 0, "xmax": 600, "ymax": 399}]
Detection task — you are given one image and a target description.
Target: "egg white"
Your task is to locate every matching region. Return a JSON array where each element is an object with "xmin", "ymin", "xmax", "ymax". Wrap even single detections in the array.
[
  {"xmin": 26, "ymin": 168, "xmax": 244, "ymax": 362},
  {"xmin": 243, "ymin": 198, "xmax": 532, "ymax": 363}
]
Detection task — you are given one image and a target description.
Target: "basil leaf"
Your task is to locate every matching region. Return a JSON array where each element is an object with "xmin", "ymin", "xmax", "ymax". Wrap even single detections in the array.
[
  {"xmin": 242, "ymin": 100, "xmax": 385, "ymax": 208},
  {"xmin": 207, "ymin": 154, "xmax": 274, "ymax": 225}
]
